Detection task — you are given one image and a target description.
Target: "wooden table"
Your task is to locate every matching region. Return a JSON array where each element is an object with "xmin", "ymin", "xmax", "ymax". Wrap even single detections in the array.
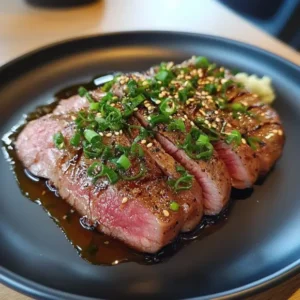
[{"xmin": 0, "ymin": 1, "xmax": 299, "ymax": 299}]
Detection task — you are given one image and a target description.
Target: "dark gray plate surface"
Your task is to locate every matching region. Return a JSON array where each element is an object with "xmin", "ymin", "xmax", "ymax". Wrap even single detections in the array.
[{"xmin": 0, "ymin": 32, "xmax": 299, "ymax": 300}]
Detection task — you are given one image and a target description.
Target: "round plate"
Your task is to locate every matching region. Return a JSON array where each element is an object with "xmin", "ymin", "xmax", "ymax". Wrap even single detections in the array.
[{"xmin": 0, "ymin": 32, "xmax": 299, "ymax": 300}]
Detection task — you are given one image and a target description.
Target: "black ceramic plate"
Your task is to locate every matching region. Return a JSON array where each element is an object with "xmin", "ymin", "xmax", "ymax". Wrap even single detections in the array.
[{"xmin": 0, "ymin": 32, "xmax": 300, "ymax": 300}]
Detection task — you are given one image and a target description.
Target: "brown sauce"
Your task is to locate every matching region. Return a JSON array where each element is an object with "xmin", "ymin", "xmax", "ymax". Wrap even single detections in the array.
[{"xmin": 2, "ymin": 79, "xmax": 251, "ymax": 266}]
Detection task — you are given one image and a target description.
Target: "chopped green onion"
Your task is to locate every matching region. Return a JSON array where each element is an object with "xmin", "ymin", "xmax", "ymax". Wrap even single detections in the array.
[
  {"xmin": 104, "ymin": 167, "xmax": 119, "ymax": 184},
  {"xmin": 87, "ymin": 162, "xmax": 119, "ymax": 184},
  {"xmin": 53, "ymin": 132, "xmax": 65, "ymax": 149},
  {"xmin": 102, "ymin": 78, "xmax": 115, "ymax": 92},
  {"xmin": 170, "ymin": 201, "xmax": 180, "ymax": 211},
  {"xmin": 195, "ymin": 56, "xmax": 210, "ymax": 68},
  {"xmin": 178, "ymin": 88, "xmax": 189, "ymax": 102},
  {"xmin": 221, "ymin": 80, "xmax": 234, "ymax": 94},
  {"xmin": 225, "ymin": 130, "xmax": 242, "ymax": 147},
  {"xmin": 196, "ymin": 134, "xmax": 210, "ymax": 146},
  {"xmin": 167, "ymin": 119, "xmax": 186, "ymax": 132},
  {"xmin": 181, "ymin": 129, "xmax": 214, "ymax": 160},
  {"xmin": 120, "ymin": 161, "xmax": 146, "ymax": 181},
  {"xmin": 231, "ymin": 102, "xmax": 248, "ymax": 118},
  {"xmin": 84, "ymin": 129, "xmax": 102, "ymax": 147},
  {"xmin": 117, "ymin": 154, "xmax": 131, "ymax": 170},
  {"xmin": 247, "ymin": 136, "xmax": 262, "ymax": 151},
  {"xmin": 89, "ymin": 102, "xmax": 100, "ymax": 111},
  {"xmin": 78, "ymin": 86, "xmax": 93, "ymax": 103},
  {"xmin": 127, "ymin": 79, "xmax": 138, "ymax": 96},
  {"xmin": 70, "ymin": 132, "xmax": 81, "ymax": 147},
  {"xmin": 207, "ymin": 63, "xmax": 217, "ymax": 75},
  {"xmin": 133, "ymin": 127, "xmax": 153, "ymax": 143},
  {"xmin": 155, "ymin": 69, "xmax": 174, "ymax": 85},
  {"xmin": 123, "ymin": 94, "xmax": 145, "ymax": 117},
  {"xmin": 130, "ymin": 143, "xmax": 144, "ymax": 158},
  {"xmin": 204, "ymin": 83, "xmax": 217, "ymax": 95},
  {"xmin": 159, "ymin": 98, "xmax": 177, "ymax": 116},
  {"xmin": 149, "ymin": 114, "xmax": 170, "ymax": 127},
  {"xmin": 175, "ymin": 165, "xmax": 186, "ymax": 174}
]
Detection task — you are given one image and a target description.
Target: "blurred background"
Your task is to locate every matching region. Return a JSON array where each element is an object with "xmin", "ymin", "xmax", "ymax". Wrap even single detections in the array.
[{"xmin": 0, "ymin": 0, "xmax": 299, "ymax": 67}]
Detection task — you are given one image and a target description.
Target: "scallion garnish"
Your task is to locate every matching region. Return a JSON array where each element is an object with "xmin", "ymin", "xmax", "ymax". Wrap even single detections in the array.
[
  {"xmin": 87, "ymin": 162, "xmax": 119, "ymax": 184},
  {"xmin": 53, "ymin": 132, "xmax": 65, "ymax": 149},
  {"xmin": 89, "ymin": 102, "xmax": 100, "ymax": 111},
  {"xmin": 130, "ymin": 143, "xmax": 144, "ymax": 158},
  {"xmin": 84, "ymin": 129, "xmax": 102, "ymax": 147},
  {"xmin": 120, "ymin": 161, "xmax": 146, "ymax": 181},
  {"xmin": 159, "ymin": 98, "xmax": 177, "ymax": 116},
  {"xmin": 117, "ymin": 154, "xmax": 131, "ymax": 170},
  {"xmin": 181, "ymin": 128, "xmax": 214, "ymax": 160},
  {"xmin": 170, "ymin": 201, "xmax": 180, "ymax": 211},
  {"xmin": 195, "ymin": 56, "xmax": 210, "ymax": 68},
  {"xmin": 230, "ymin": 102, "xmax": 248, "ymax": 118},
  {"xmin": 155, "ymin": 69, "xmax": 174, "ymax": 85},
  {"xmin": 149, "ymin": 114, "xmax": 170, "ymax": 127},
  {"xmin": 204, "ymin": 83, "xmax": 217, "ymax": 95},
  {"xmin": 167, "ymin": 119, "xmax": 186, "ymax": 132},
  {"xmin": 70, "ymin": 132, "xmax": 81, "ymax": 147},
  {"xmin": 168, "ymin": 169, "xmax": 194, "ymax": 193},
  {"xmin": 78, "ymin": 86, "xmax": 94, "ymax": 103},
  {"xmin": 225, "ymin": 130, "xmax": 242, "ymax": 147},
  {"xmin": 221, "ymin": 80, "xmax": 234, "ymax": 94},
  {"xmin": 247, "ymin": 136, "xmax": 262, "ymax": 151}
]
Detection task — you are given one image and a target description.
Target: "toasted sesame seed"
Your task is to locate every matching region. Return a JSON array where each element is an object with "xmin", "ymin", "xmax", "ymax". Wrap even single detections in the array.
[
  {"xmin": 212, "ymin": 123, "xmax": 217, "ymax": 128},
  {"xmin": 141, "ymin": 139, "xmax": 147, "ymax": 144},
  {"xmin": 71, "ymin": 116, "xmax": 76, "ymax": 120},
  {"xmin": 241, "ymin": 138, "xmax": 246, "ymax": 144},
  {"xmin": 199, "ymin": 109, "xmax": 205, "ymax": 115},
  {"xmin": 63, "ymin": 215, "xmax": 67, "ymax": 220},
  {"xmin": 110, "ymin": 103, "xmax": 116, "ymax": 107},
  {"xmin": 190, "ymin": 121, "xmax": 195, "ymax": 126},
  {"xmin": 227, "ymin": 123, "xmax": 232, "ymax": 128},
  {"xmin": 145, "ymin": 103, "xmax": 150, "ymax": 107},
  {"xmin": 155, "ymin": 100, "xmax": 161, "ymax": 105},
  {"xmin": 204, "ymin": 120, "xmax": 210, "ymax": 125},
  {"xmin": 147, "ymin": 116, "xmax": 151, "ymax": 120},
  {"xmin": 70, "ymin": 209, "xmax": 74, "ymax": 213},
  {"xmin": 99, "ymin": 132, "xmax": 104, "ymax": 136},
  {"xmin": 41, "ymin": 190, "xmax": 46, "ymax": 195},
  {"xmin": 106, "ymin": 132, "xmax": 112, "ymax": 137},
  {"xmin": 163, "ymin": 210, "xmax": 170, "ymax": 217},
  {"xmin": 184, "ymin": 115, "xmax": 188, "ymax": 119},
  {"xmin": 142, "ymin": 81, "xmax": 148, "ymax": 86},
  {"xmin": 214, "ymin": 110, "xmax": 219, "ymax": 115},
  {"xmin": 160, "ymin": 87, "xmax": 165, "ymax": 91},
  {"xmin": 119, "ymin": 129, "xmax": 123, "ymax": 134},
  {"xmin": 278, "ymin": 130, "xmax": 283, "ymax": 136},
  {"xmin": 104, "ymin": 241, "xmax": 110, "ymax": 245},
  {"xmin": 122, "ymin": 197, "xmax": 128, "ymax": 204},
  {"xmin": 114, "ymin": 131, "xmax": 119, "ymax": 136},
  {"xmin": 147, "ymin": 143, "xmax": 153, "ymax": 148},
  {"xmin": 215, "ymin": 117, "xmax": 221, "ymax": 122},
  {"xmin": 120, "ymin": 80, "xmax": 125, "ymax": 85}
]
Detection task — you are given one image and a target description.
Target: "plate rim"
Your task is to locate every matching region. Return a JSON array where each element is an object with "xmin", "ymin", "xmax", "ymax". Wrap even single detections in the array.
[{"xmin": 0, "ymin": 30, "xmax": 299, "ymax": 300}]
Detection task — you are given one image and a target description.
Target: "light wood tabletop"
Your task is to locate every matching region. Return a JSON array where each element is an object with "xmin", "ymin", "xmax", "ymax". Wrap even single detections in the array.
[{"xmin": 0, "ymin": 0, "xmax": 299, "ymax": 299}]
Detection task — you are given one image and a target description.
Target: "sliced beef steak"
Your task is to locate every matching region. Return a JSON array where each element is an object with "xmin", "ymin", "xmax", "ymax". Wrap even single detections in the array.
[
  {"xmin": 54, "ymin": 94, "xmax": 204, "ymax": 231},
  {"xmin": 16, "ymin": 114, "xmax": 186, "ymax": 253}
]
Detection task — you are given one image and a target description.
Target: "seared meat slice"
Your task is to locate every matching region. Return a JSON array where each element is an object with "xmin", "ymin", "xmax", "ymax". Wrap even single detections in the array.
[
  {"xmin": 225, "ymin": 88, "xmax": 285, "ymax": 176},
  {"xmin": 127, "ymin": 116, "xmax": 203, "ymax": 231},
  {"xmin": 16, "ymin": 114, "xmax": 186, "ymax": 253},
  {"xmin": 55, "ymin": 95, "xmax": 204, "ymax": 232},
  {"xmin": 134, "ymin": 109, "xmax": 231, "ymax": 216}
]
